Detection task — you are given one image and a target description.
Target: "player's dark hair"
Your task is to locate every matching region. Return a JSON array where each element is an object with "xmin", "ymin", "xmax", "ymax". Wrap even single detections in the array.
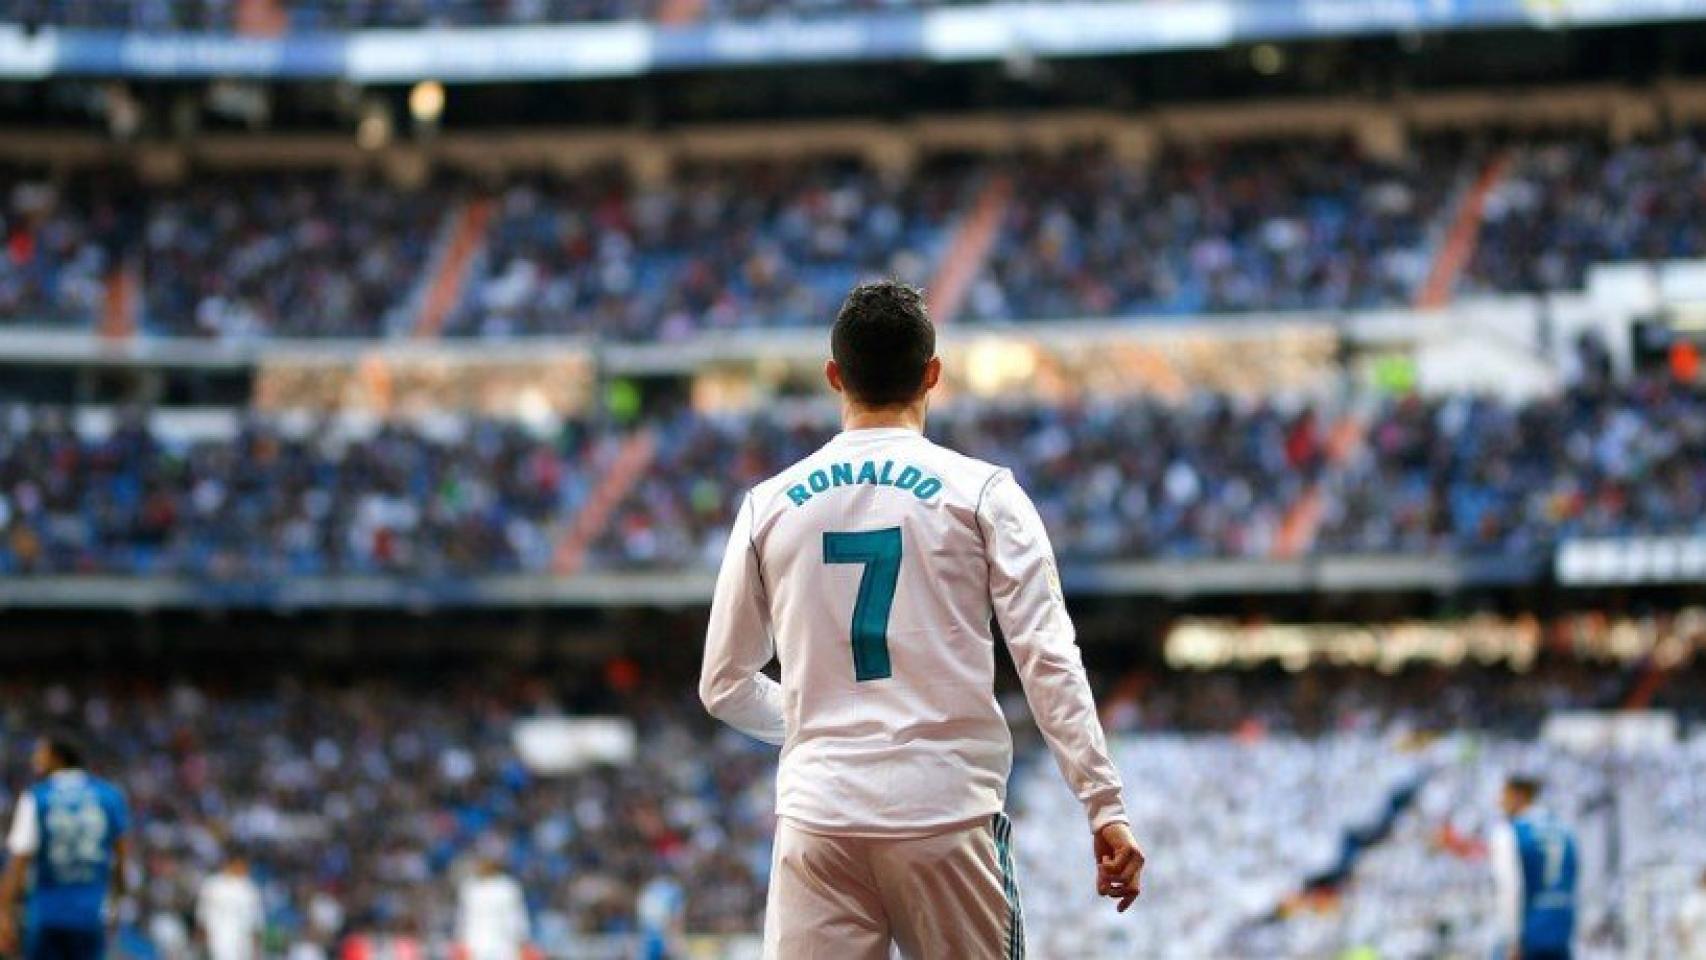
[
  {"xmin": 1506, "ymin": 775, "xmax": 1541, "ymax": 798},
  {"xmin": 831, "ymin": 280, "xmax": 935, "ymax": 407},
  {"xmin": 41, "ymin": 729, "xmax": 87, "ymax": 769}
]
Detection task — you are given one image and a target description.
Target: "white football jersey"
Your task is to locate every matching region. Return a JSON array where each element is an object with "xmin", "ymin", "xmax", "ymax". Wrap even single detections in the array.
[
  {"xmin": 456, "ymin": 874, "xmax": 529, "ymax": 960},
  {"xmin": 196, "ymin": 872, "xmax": 264, "ymax": 960},
  {"xmin": 701, "ymin": 426, "xmax": 1127, "ymax": 835}
]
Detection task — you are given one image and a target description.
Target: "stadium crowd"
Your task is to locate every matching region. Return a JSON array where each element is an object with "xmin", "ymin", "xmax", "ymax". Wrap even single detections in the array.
[
  {"xmin": 0, "ymin": 170, "xmax": 125, "ymax": 329},
  {"xmin": 962, "ymin": 140, "xmax": 1457, "ymax": 322},
  {"xmin": 0, "ymin": 664, "xmax": 776, "ymax": 957},
  {"xmin": 5, "ymin": 0, "xmax": 1043, "ymax": 30},
  {"xmin": 597, "ymin": 375, "xmax": 1706, "ymax": 570},
  {"xmin": 1, "ymin": 374, "xmax": 1702, "ymax": 577},
  {"xmin": 3, "ymin": 130, "xmax": 1703, "ymax": 340},
  {"xmin": 1020, "ymin": 657, "xmax": 1706, "ymax": 959},
  {"xmin": 1467, "ymin": 130, "xmax": 1706, "ymax": 295},
  {"xmin": 447, "ymin": 162, "xmax": 954, "ymax": 341},
  {"xmin": 593, "ymin": 397, "xmax": 1323, "ymax": 569},
  {"xmin": 140, "ymin": 174, "xmax": 449, "ymax": 340},
  {"xmin": 1318, "ymin": 374, "xmax": 1706, "ymax": 555},
  {"xmin": 1, "ymin": 653, "xmax": 1700, "ymax": 957},
  {"xmin": 0, "ymin": 408, "xmax": 605, "ymax": 578},
  {"xmin": 2, "ymin": 0, "xmax": 640, "ymax": 30},
  {"xmin": 585, "ymin": 397, "xmax": 1323, "ymax": 569}
]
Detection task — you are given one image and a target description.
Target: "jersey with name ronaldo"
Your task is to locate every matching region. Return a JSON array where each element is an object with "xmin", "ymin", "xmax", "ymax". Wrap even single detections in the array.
[{"xmin": 702, "ymin": 426, "xmax": 1126, "ymax": 836}]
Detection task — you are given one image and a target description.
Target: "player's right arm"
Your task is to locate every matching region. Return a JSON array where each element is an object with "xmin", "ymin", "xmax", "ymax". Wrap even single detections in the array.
[
  {"xmin": 699, "ymin": 493, "xmax": 786, "ymax": 746},
  {"xmin": 0, "ymin": 791, "xmax": 38, "ymax": 952},
  {"xmin": 978, "ymin": 470, "xmax": 1143, "ymax": 910}
]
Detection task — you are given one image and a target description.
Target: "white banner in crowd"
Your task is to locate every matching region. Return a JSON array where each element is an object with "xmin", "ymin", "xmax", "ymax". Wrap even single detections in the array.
[{"xmin": 512, "ymin": 716, "xmax": 638, "ymax": 775}]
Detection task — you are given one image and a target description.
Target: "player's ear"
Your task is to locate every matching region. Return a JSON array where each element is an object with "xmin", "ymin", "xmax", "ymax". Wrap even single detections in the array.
[
  {"xmin": 921, "ymin": 356, "xmax": 942, "ymax": 393},
  {"xmin": 826, "ymin": 359, "xmax": 844, "ymax": 395}
]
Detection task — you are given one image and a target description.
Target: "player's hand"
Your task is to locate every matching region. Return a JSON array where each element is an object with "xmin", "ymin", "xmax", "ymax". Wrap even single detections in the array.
[
  {"xmin": 0, "ymin": 913, "xmax": 17, "ymax": 955},
  {"xmin": 1093, "ymin": 821, "xmax": 1145, "ymax": 913}
]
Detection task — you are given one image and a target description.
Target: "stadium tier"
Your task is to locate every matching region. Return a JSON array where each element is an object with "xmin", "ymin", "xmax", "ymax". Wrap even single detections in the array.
[
  {"xmin": 1, "ymin": 646, "xmax": 1701, "ymax": 958},
  {"xmin": 447, "ymin": 160, "xmax": 957, "ymax": 340},
  {"xmin": 141, "ymin": 172, "xmax": 449, "ymax": 340},
  {"xmin": 0, "ymin": 409, "xmax": 606, "ymax": 577},
  {"xmin": 1, "ymin": 376, "xmax": 1702, "ymax": 578},
  {"xmin": 1467, "ymin": 134, "xmax": 1706, "ymax": 295},
  {"xmin": 962, "ymin": 139, "xmax": 1461, "ymax": 322},
  {"xmin": 3, "ymin": 130, "xmax": 1704, "ymax": 340}
]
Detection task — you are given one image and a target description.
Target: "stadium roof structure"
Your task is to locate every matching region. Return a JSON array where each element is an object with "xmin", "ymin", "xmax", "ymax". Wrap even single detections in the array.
[{"xmin": 3, "ymin": 0, "xmax": 1705, "ymax": 83}]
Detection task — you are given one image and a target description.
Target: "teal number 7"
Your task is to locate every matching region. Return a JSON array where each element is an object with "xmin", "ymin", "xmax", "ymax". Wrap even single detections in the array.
[{"xmin": 822, "ymin": 527, "xmax": 902, "ymax": 682}]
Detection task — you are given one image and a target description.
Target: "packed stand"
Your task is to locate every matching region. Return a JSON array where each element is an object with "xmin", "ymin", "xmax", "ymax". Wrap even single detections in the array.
[
  {"xmin": 0, "ymin": 407, "xmax": 603, "ymax": 578},
  {"xmin": 1, "ymin": 0, "xmax": 641, "ymax": 30},
  {"xmin": 272, "ymin": 0, "xmax": 659, "ymax": 28},
  {"xmin": 596, "ymin": 395, "xmax": 1333, "ymax": 569},
  {"xmin": 1016, "ymin": 659, "xmax": 1706, "ymax": 959},
  {"xmin": 0, "ymin": 171, "xmax": 129, "ymax": 329},
  {"xmin": 0, "ymin": 645, "xmax": 1701, "ymax": 956},
  {"xmin": 604, "ymin": 376, "xmax": 1706, "ymax": 571},
  {"xmin": 11, "ymin": 130, "xmax": 1706, "ymax": 339},
  {"xmin": 1468, "ymin": 130, "xmax": 1706, "ymax": 295},
  {"xmin": 0, "ymin": 665, "xmax": 776, "ymax": 957},
  {"xmin": 141, "ymin": 174, "xmax": 450, "ymax": 339},
  {"xmin": 591, "ymin": 409, "xmax": 825, "ymax": 569},
  {"xmin": 1318, "ymin": 375, "xmax": 1706, "ymax": 555},
  {"xmin": 1012, "ymin": 732, "xmax": 1426, "ymax": 959},
  {"xmin": 933, "ymin": 396, "xmax": 1323, "ymax": 560},
  {"xmin": 1, "ymin": 0, "xmax": 236, "ymax": 31},
  {"xmin": 961, "ymin": 139, "xmax": 1461, "ymax": 322},
  {"xmin": 4, "ymin": 377, "xmax": 1704, "ymax": 579},
  {"xmin": 5, "ymin": 0, "xmax": 1053, "ymax": 30},
  {"xmin": 448, "ymin": 161, "xmax": 957, "ymax": 341}
]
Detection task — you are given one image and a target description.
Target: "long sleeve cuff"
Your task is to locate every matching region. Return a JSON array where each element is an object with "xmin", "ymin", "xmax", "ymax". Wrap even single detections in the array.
[{"xmin": 1086, "ymin": 795, "xmax": 1129, "ymax": 833}]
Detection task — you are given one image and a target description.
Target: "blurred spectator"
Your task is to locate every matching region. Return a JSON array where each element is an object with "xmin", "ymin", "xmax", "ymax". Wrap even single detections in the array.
[
  {"xmin": 197, "ymin": 856, "xmax": 265, "ymax": 960},
  {"xmin": 0, "ymin": 172, "xmax": 128, "ymax": 329},
  {"xmin": 456, "ymin": 858, "xmax": 529, "ymax": 960},
  {"xmin": 1680, "ymin": 869, "xmax": 1706, "ymax": 960}
]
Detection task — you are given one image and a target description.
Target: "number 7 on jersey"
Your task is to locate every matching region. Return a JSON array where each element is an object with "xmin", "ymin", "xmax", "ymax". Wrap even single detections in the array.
[{"xmin": 822, "ymin": 527, "xmax": 902, "ymax": 681}]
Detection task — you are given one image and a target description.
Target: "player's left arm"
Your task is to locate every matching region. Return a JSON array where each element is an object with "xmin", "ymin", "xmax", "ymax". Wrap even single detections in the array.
[
  {"xmin": 1, "ymin": 792, "xmax": 38, "ymax": 952},
  {"xmin": 979, "ymin": 471, "xmax": 1143, "ymax": 910},
  {"xmin": 109, "ymin": 836, "xmax": 131, "ymax": 909},
  {"xmin": 699, "ymin": 493, "xmax": 786, "ymax": 745},
  {"xmin": 107, "ymin": 789, "xmax": 132, "ymax": 924}
]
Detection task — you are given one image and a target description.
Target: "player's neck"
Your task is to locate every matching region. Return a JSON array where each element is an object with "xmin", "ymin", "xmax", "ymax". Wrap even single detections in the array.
[{"xmin": 842, "ymin": 402, "xmax": 926, "ymax": 434}]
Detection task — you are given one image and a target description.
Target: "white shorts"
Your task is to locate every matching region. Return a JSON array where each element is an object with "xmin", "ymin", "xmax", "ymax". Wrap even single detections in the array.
[{"xmin": 763, "ymin": 812, "xmax": 1025, "ymax": 960}]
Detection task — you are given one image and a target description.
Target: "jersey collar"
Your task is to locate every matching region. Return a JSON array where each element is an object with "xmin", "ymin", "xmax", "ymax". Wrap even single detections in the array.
[{"xmin": 833, "ymin": 427, "xmax": 922, "ymax": 442}]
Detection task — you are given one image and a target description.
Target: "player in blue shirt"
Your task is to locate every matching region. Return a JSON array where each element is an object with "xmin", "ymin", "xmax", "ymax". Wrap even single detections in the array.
[
  {"xmin": 0, "ymin": 731, "xmax": 131, "ymax": 960},
  {"xmin": 1489, "ymin": 775, "xmax": 1577, "ymax": 960},
  {"xmin": 635, "ymin": 875, "xmax": 685, "ymax": 960}
]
